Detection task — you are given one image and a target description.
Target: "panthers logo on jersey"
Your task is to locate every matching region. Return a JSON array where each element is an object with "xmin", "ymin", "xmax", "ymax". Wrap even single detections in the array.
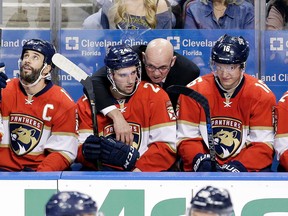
[
  {"xmin": 9, "ymin": 113, "xmax": 43, "ymax": 156},
  {"xmin": 166, "ymin": 100, "xmax": 176, "ymax": 120},
  {"xmin": 212, "ymin": 116, "xmax": 242, "ymax": 159},
  {"xmin": 102, "ymin": 122, "xmax": 141, "ymax": 150}
]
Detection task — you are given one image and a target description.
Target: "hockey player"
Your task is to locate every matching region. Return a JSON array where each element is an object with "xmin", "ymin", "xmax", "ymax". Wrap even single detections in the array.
[
  {"xmin": 46, "ymin": 191, "xmax": 99, "ymax": 216},
  {"xmin": 76, "ymin": 44, "xmax": 177, "ymax": 171},
  {"xmin": 0, "ymin": 39, "xmax": 78, "ymax": 171},
  {"xmin": 187, "ymin": 186, "xmax": 234, "ymax": 216},
  {"xmin": 275, "ymin": 91, "xmax": 288, "ymax": 171},
  {"xmin": 175, "ymin": 34, "xmax": 276, "ymax": 172},
  {"xmin": 92, "ymin": 38, "xmax": 200, "ymax": 146}
]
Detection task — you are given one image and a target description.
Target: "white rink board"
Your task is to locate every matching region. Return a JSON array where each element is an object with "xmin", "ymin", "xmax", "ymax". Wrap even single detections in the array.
[
  {"xmin": 1, "ymin": 172, "xmax": 288, "ymax": 216},
  {"xmin": 0, "ymin": 180, "xmax": 57, "ymax": 216},
  {"xmin": 58, "ymin": 179, "xmax": 288, "ymax": 216}
]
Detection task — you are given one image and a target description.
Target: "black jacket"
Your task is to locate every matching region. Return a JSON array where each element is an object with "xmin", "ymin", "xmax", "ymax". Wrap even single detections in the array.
[{"xmin": 91, "ymin": 44, "xmax": 200, "ymax": 111}]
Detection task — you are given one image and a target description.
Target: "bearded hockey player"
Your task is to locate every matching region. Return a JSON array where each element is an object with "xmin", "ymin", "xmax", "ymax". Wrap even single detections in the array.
[
  {"xmin": 76, "ymin": 44, "xmax": 177, "ymax": 171},
  {"xmin": 0, "ymin": 39, "xmax": 78, "ymax": 171}
]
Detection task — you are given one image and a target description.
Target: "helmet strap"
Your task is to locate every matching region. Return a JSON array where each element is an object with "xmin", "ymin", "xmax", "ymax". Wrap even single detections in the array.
[{"xmin": 19, "ymin": 62, "xmax": 50, "ymax": 88}]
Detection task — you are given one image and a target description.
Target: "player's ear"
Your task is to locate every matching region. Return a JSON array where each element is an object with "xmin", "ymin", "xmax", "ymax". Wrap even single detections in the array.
[
  {"xmin": 171, "ymin": 56, "xmax": 177, "ymax": 67},
  {"xmin": 142, "ymin": 52, "xmax": 146, "ymax": 63},
  {"xmin": 240, "ymin": 62, "xmax": 246, "ymax": 72},
  {"xmin": 43, "ymin": 63, "xmax": 52, "ymax": 74}
]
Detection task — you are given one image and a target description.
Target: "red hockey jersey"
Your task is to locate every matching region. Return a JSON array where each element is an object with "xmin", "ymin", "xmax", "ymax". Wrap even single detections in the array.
[
  {"xmin": 275, "ymin": 91, "xmax": 288, "ymax": 171},
  {"xmin": 0, "ymin": 78, "xmax": 78, "ymax": 171},
  {"xmin": 77, "ymin": 81, "xmax": 177, "ymax": 171},
  {"xmin": 177, "ymin": 74, "xmax": 276, "ymax": 171}
]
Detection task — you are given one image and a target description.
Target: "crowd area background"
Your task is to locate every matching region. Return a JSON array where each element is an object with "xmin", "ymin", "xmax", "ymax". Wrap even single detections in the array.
[{"xmin": 0, "ymin": 0, "xmax": 287, "ymax": 100}]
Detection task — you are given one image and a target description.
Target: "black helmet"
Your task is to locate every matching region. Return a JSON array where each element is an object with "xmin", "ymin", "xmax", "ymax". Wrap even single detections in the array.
[
  {"xmin": 211, "ymin": 34, "xmax": 249, "ymax": 64},
  {"xmin": 21, "ymin": 39, "xmax": 56, "ymax": 67},
  {"xmin": 104, "ymin": 44, "xmax": 140, "ymax": 70}
]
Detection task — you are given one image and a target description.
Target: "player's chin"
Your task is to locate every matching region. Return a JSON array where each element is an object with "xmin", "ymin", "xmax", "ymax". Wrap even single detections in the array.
[
  {"xmin": 221, "ymin": 83, "xmax": 234, "ymax": 90},
  {"xmin": 219, "ymin": 79, "xmax": 232, "ymax": 86},
  {"xmin": 125, "ymin": 89, "xmax": 133, "ymax": 94},
  {"xmin": 22, "ymin": 69, "xmax": 32, "ymax": 75}
]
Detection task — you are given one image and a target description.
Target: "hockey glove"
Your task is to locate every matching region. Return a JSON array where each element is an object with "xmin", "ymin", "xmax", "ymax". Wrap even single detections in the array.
[
  {"xmin": 82, "ymin": 135, "xmax": 101, "ymax": 162},
  {"xmin": 100, "ymin": 136, "xmax": 139, "ymax": 171},
  {"xmin": 22, "ymin": 167, "xmax": 35, "ymax": 172},
  {"xmin": 221, "ymin": 160, "xmax": 247, "ymax": 172},
  {"xmin": 192, "ymin": 153, "xmax": 221, "ymax": 172}
]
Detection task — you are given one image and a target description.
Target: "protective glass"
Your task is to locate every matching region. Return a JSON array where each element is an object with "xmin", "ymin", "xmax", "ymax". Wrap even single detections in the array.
[{"xmin": 212, "ymin": 63, "xmax": 241, "ymax": 74}]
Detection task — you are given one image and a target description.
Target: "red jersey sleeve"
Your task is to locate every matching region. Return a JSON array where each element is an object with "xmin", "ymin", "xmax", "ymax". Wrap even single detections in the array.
[{"xmin": 275, "ymin": 91, "xmax": 288, "ymax": 171}]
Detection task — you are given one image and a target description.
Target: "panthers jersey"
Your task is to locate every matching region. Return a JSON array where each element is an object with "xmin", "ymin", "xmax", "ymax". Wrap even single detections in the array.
[
  {"xmin": 0, "ymin": 78, "xmax": 78, "ymax": 171},
  {"xmin": 77, "ymin": 81, "xmax": 177, "ymax": 171},
  {"xmin": 177, "ymin": 74, "xmax": 276, "ymax": 171},
  {"xmin": 275, "ymin": 91, "xmax": 288, "ymax": 171}
]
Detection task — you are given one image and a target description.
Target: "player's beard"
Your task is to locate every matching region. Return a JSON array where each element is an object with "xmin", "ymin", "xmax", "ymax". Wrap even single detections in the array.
[{"xmin": 20, "ymin": 65, "xmax": 41, "ymax": 84}]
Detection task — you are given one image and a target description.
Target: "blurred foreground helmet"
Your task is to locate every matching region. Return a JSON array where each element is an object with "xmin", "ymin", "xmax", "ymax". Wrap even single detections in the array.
[
  {"xmin": 21, "ymin": 39, "xmax": 56, "ymax": 67},
  {"xmin": 188, "ymin": 186, "xmax": 234, "ymax": 216},
  {"xmin": 211, "ymin": 34, "xmax": 249, "ymax": 65},
  {"xmin": 46, "ymin": 191, "xmax": 98, "ymax": 216}
]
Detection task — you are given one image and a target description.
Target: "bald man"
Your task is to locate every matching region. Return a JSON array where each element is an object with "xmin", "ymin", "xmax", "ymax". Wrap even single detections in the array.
[
  {"xmin": 91, "ymin": 38, "xmax": 200, "ymax": 145},
  {"xmin": 142, "ymin": 38, "xmax": 176, "ymax": 85}
]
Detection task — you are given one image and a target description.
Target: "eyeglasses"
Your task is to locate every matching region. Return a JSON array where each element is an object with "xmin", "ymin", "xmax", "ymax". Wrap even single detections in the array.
[
  {"xmin": 145, "ymin": 64, "xmax": 171, "ymax": 73},
  {"xmin": 214, "ymin": 64, "xmax": 241, "ymax": 73},
  {"xmin": 144, "ymin": 59, "xmax": 172, "ymax": 73}
]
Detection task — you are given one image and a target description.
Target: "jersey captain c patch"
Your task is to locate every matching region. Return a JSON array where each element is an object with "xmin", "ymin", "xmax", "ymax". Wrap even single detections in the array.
[
  {"xmin": 212, "ymin": 116, "xmax": 242, "ymax": 159},
  {"xmin": 9, "ymin": 113, "xmax": 44, "ymax": 156}
]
